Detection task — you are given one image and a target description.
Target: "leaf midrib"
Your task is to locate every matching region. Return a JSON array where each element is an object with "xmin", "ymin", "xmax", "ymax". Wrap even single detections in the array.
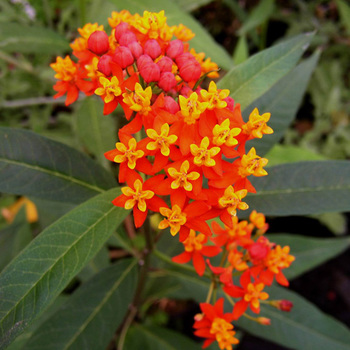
[{"xmin": 0, "ymin": 157, "xmax": 105, "ymax": 194}]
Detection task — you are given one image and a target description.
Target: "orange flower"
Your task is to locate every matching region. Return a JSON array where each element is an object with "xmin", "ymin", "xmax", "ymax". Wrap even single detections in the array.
[
  {"xmin": 218, "ymin": 186, "xmax": 248, "ymax": 216},
  {"xmin": 242, "ymin": 108, "xmax": 273, "ymax": 139},
  {"xmin": 238, "ymin": 147, "xmax": 268, "ymax": 178}
]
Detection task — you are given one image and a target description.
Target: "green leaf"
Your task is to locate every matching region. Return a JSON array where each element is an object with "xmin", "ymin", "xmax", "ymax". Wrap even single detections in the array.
[
  {"xmin": 268, "ymin": 234, "xmax": 350, "ymax": 280},
  {"xmin": 74, "ymin": 98, "xmax": 117, "ymax": 168},
  {"xmin": 236, "ymin": 286, "xmax": 350, "ymax": 350},
  {"xmin": 265, "ymin": 145, "xmax": 325, "ymax": 167},
  {"xmin": 22, "ymin": 259, "xmax": 138, "ymax": 350},
  {"xmin": 336, "ymin": 0, "xmax": 350, "ymax": 35},
  {"xmin": 246, "ymin": 160, "xmax": 350, "ymax": 216},
  {"xmin": 238, "ymin": 0, "xmax": 275, "ymax": 35},
  {"xmin": 0, "ymin": 188, "xmax": 128, "ymax": 349},
  {"xmin": 124, "ymin": 325, "xmax": 202, "ymax": 350},
  {"xmin": 107, "ymin": 0, "xmax": 234, "ymax": 70},
  {"xmin": 0, "ymin": 23, "xmax": 69, "ymax": 54},
  {"xmin": 176, "ymin": 0, "xmax": 213, "ymax": 13},
  {"xmin": 0, "ymin": 127, "xmax": 116, "ymax": 204},
  {"xmin": 244, "ymin": 50, "xmax": 321, "ymax": 156},
  {"xmin": 0, "ymin": 209, "xmax": 32, "ymax": 272},
  {"xmin": 218, "ymin": 33, "xmax": 314, "ymax": 111},
  {"xmin": 232, "ymin": 35, "xmax": 249, "ymax": 65}
]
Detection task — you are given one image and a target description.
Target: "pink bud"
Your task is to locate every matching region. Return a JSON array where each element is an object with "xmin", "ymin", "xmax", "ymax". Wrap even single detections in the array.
[
  {"xmin": 114, "ymin": 22, "xmax": 129, "ymax": 41},
  {"xmin": 144, "ymin": 39, "xmax": 162, "ymax": 59},
  {"xmin": 87, "ymin": 31, "xmax": 109, "ymax": 55},
  {"xmin": 137, "ymin": 54, "xmax": 153, "ymax": 70},
  {"xmin": 158, "ymin": 72, "xmax": 177, "ymax": 92},
  {"xmin": 277, "ymin": 300, "xmax": 293, "ymax": 312},
  {"xmin": 175, "ymin": 52, "xmax": 195, "ymax": 67},
  {"xmin": 127, "ymin": 41, "xmax": 143, "ymax": 59},
  {"xmin": 166, "ymin": 39, "xmax": 184, "ymax": 59},
  {"xmin": 97, "ymin": 54, "xmax": 112, "ymax": 76},
  {"xmin": 140, "ymin": 63, "xmax": 160, "ymax": 83},
  {"xmin": 248, "ymin": 242, "xmax": 269, "ymax": 261},
  {"xmin": 224, "ymin": 96, "xmax": 234, "ymax": 111},
  {"xmin": 119, "ymin": 31, "xmax": 137, "ymax": 46},
  {"xmin": 113, "ymin": 46, "xmax": 134, "ymax": 68},
  {"xmin": 164, "ymin": 96, "xmax": 179, "ymax": 114},
  {"xmin": 157, "ymin": 56, "xmax": 173, "ymax": 73},
  {"xmin": 179, "ymin": 60, "xmax": 201, "ymax": 82},
  {"xmin": 180, "ymin": 86, "xmax": 192, "ymax": 97}
]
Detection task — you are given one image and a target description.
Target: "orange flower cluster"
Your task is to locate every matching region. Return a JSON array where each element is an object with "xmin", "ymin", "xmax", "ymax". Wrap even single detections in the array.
[{"xmin": 51, "ymin": 10, "xmax": 293, "ymax": 350}]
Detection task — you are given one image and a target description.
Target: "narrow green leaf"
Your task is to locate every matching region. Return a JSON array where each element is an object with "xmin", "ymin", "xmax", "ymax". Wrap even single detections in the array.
[
  {"xmin": 265, "ymin": 145, "xmax": 325, "ymax": 167},
  {"xmin": 236, "ymin": 286, "xmax": 350, "ymax": 350},
  {"xmin": 246, "ymin": 160, "xmax": 350, "ymax": 216},
  {"xmin": 269, "ymin": 234, "xmax": 350, "ymax": 280},
  {"xmin": 74, "ymin": 98, "xmax": 117, "ymax": 168},
  {"xmin": 218, "ymin": 33, "xmax": 314, "ymax": 111},
  {"xmin": 23, "ymin": 259, "xmax": 138, "ymax": 350},
  {"xmin": 0, "ymin": 127, "xmax": 116, "ymax": 204},
  {"xmin": 0, "ymin": 188, "xmax": 128, "ymax": 349},
  {"xmin": 233, "ymin": 35, "xmax": 249, "ymax": 65},
  {"xmin": 124, "ymin": 325, "xmax": 202, "ymax": 350},
  {"xmin": 107, "ymin": 0, "xmax": 234, "ymax": 70},
  {"xmin": 238, "ymin": 0, "xmax": 275, "ymax": 35},
  {"xmin": 0, "ymin": 209, "xmax": 32, "ymax": 271},
  {"xmin": 336, "ymin": 0, "xmax": 350, "ymax": 35},
  {"xmin": 244, "ymin": 50, "xmax": 321, "ymax": 156},
  {"xmin": 176, "ymin": 0, "xmax": 213, "ymax": 13},
  {"xmin": 0, "ymin": 23, "xmax": 69, "ymax": 54}
]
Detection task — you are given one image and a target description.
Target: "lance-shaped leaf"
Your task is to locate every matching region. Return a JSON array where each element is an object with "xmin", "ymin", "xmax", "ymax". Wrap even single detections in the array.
[
  {"xmin": 22, "ymin": 259, "xmax": 138, "ymax": 350},
  {"xmin": 108, "ymin": 0, "xmax": 234, "ymax": 70},
  {"xmin": 246, "ymin": 160, "xmax": 350, "ymax": 216},
  {"xmin": 0, "ymin": 23, "xmax": 69, "ymax": 54},
  {"xmin": 124, "ymin": 325, "xmax": 203, "ymax": 350},
  {"xmin": 0, "ymin": 188, "xmax": 128, "ymax": 349},
  {"xmin": 236, "ymin": 286, "xmax": 350, "ymax": 350},
  {"xmin": 269, "ymin": 234, "xmax": 350, "ymax": 280},
  {"xmin": 0, "ymin": 127, "xmax": 116, "ymax": 204},
  {"xmin": 244, "ymin": 50, "xmax": 321, "ymax": 156},
  {"xmin": 218, "ymin": 32, "xmax": 314, "ymax": 111}
]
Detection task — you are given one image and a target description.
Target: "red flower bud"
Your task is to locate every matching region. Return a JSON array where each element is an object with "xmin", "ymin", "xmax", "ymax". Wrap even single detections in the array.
[
  {"xmin": 257, "ymin": 317, "xmax": 271, "ymax": 326},
  {"xmin": 175, "ymin": 52, "xmax": 195, "ymax": 67},
  {"xmin": 248, "ymin": 241, "xmax": 269, "ymax": 261},
  {"xmin": 179, "ymin": 60, "xmax": 201, "ymax": 82},
  {"xmin": 97, "ymin": 54, "xmax": 112, "ymax": 76},
  {"xmin": 224, "ymin": 96, "xmax": 234, "ymax": 111},
  {"xmin": 164, "ymin": 96, "xmax": 179, "ymax": 114},
  {"xmin": 119, "ymin": 31, "xmax": 137, "ymax": 46},
  {"xmin": 180, "ymin": 86, "xmax": 192, "ymax": 97},
  {"xmin": 87, "ymin": 31, "xmax": 109, "ymax": 55},
  {"xmin": 128, "ymin": 41, "xmax": 143, "ymax": 59},
  {"xmin": 114, "ymin": 22, "xmax": 129, "ymax": 41},
  {"xmin": 166, "ymin": 39, "xmax": 184, "ymax": 59},
  {"xmin": 139, "ymin": 63, "xmax": 160, "ymax": 83},
  {"xmin": 137, "ymin": 54, "xmax": 153, "ymax": 70},
  {"xmin": 144, "ymin": 39, "xmax": 162, "ymax": 59},
  {"xmin": 113, "ymin": 46, "xmax": 134, "ymax": 68},
  {"xmin": 158, "ymin": 72, "xmax": 177, "ymax": 92},
  {"xmin": 277, "ymin": 300, "xmax": 293, "ymax": 312},
  {"xmin": 157, "ymin": 56, "xmax": 173, "ymax": 73}
]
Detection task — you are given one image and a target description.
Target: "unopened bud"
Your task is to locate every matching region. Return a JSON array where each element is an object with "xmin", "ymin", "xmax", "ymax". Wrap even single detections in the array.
[
  {"xmin": 158, "ymin": 72, "xmax": 177, "ymax": 92},
  {"xmin": 144, "ymin": 39, "xmax": 162, "ymax": 59},
  {"xmin": 128, "ymin": 41, "xmax": 143, "ymax": 59},
  {"xmin": 166, "ymin": 39, "xmax": 184, "ymax": 59},
  {"xmin": 224, "ymin": 96, "xmax": 234, "ymax": 111},
  {"xmin": 87, "ymin": 31, "xmax": 109, "ymax": 55},
  {"xmin": 179, "ymin": 60, "xmax": 201, "ymax": 82},
  {"xmin": 248, "ymin": 241, "xmax": 269, "ymax": 261},
  {"xmin": 119, "ymin": 31, "xmax": 137, "ymax": 46},
  {"xmin": 175, "ymin": 52, "xmax": 194, "ymax": 67},
  {"xmin": 114, "ymin": 22, "xmax": 129, "ymax": 41},
  {"xmin": 257, "ymin": 317, "xmax": 271, "ymax": 326},
  {"xmin": 194, "ymin": 313, "xmax": 204, "ymax": 322},
  {"xmin": 97, "ymin": 54, "xmax": 112, "ymax": 76},
  {"xmin": 272, "ymin": 300, "xmax": 293, "ymax": 312},
  {"xmin": 137, "ymin": 54, "xmax": 153, "ymax": 70},
  {"xmin": 113, "ymin": 46, "xmax": 134, "ymax": 68},
  {"xmin": 157, "ymin": 56, "xmax": 173, "ymax": 73},
  {"xmin": 140, "ymin": 63, "xmax": 160, "ymax": 83},
  {"xmin": 164, "ymin": 96, "xmax": 179, "ymax": 114}
]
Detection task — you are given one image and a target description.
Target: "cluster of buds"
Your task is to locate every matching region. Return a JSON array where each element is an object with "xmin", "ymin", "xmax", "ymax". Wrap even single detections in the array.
[{"xmin": 51, "ymin": 10, "xmax": 294, "ymax": 350}]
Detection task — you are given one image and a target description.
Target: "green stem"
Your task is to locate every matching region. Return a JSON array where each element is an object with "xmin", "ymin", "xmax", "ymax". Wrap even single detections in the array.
[
  {"xmin": 205, "ymin": 281, "xmax": 215, "ymax": 304},
  {"xmin": 0, "ymin": 96, "xmax": 66, "ymax": 108},
  {"xmin": 0, "ymin": 50, "xmax": 34, "ymax": 73},
  {"xmin": 79, "ymin": 0, "xmax": 87, "ymax": 26}
]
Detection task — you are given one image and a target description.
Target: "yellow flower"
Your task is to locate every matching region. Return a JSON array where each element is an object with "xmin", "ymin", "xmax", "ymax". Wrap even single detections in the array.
[
  {"xmin": 190, "ymin": 137, "xmax": 220, "ymax": 167},
  {"xmin": 238, "ymin": 147, "xmax": 268, "ymax": 177},
  {"xmin": 168, "ymin": 160, "xmax": 200, "ymax": 191},
  {"xmin": 210, "ymin": 318, "xmax": 239, "ymax": 350},
  {"xmin": 212, "ymin": 118, "xmax": 241, "ymax": 147},
  {"xmin": 200, "ymin": 81, "xmax": 229, "ymax": 110},
  {"xmin": 134, "ymin": 11, "xmax": 168, "ymax": 39},
  {"xmin": 78, "ymin": 23, "xmax": 104, "ymax": 39},
  {"xmin": 146, "ymin": 123, "xmax": 178, "ymax": 156},
  {"xmin": 123, "ymin": 83, "xmax": 152, "ymax": 115},
  {"xmin": 218, "ymin": 186, "xmax": 248, "ymax": 216},
  {"xmin": 113, "ymin": 138, "xmax": 144, "ymax": 169},
  {"xmin": 95, "ymin": 76, "xmax": 122, "ymax": 103},
  {"xmin": 158, "ymin": 205, "xmax": 187, "ymax": 236},
  {"xmin": 179, "ymin": 92, "xmax": 208, "ymax": 125},
  {"xmin": 50, "ymin": 56, "xmax": 76, "ymax": 82},
  {"xmin": 242, "ymin": 108, "xmax": 273, "ymax": 138},
  {"xmin": 121, "ymin": 179, "xmax": 154, "ymax": 212}
]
